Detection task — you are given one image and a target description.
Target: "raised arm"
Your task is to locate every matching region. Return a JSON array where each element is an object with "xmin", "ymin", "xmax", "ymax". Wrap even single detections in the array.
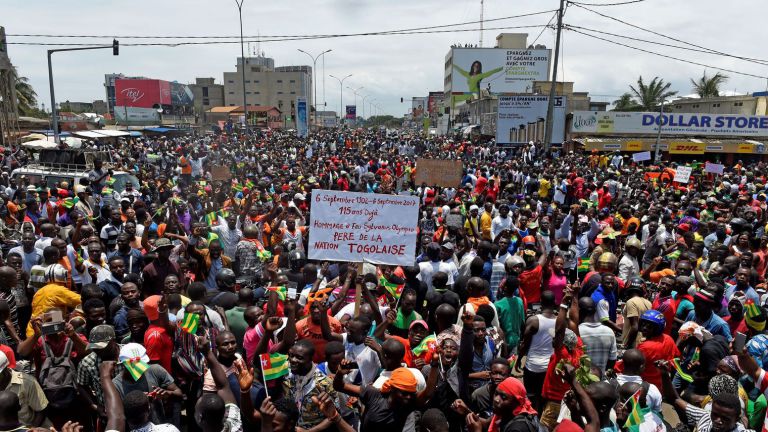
[{"xmin": 100, "ymin": 361, "xmax": 125, "ymax": 432}]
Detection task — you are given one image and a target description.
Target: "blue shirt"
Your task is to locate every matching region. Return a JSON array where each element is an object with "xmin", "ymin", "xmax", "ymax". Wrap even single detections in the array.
[
  {"xmin": 684, "ymin": 310, "xmax": 733, "ymax": 342},
  {"xmin": 592, "ymin": 285, "xmax": 618, "ymax": 323},
  {"xmin": 725, "ymin": 283, "xmax": 760, "ymax": 305}
]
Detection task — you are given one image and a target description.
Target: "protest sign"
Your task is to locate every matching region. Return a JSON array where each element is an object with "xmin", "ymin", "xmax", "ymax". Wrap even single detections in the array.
[
  {"xmin": 632, "ymin": 151, "xmax": 651, "ymax": 162},
  {"xmin": 673, "ymin": 166, "xmax": 693, "ymax": 183},
  {"xmin": 446, "ymin": 214, "xmax": 464, "ymax": 229},
  {"xmin": 308, "ymin": 190, "xmax": 419, "ymax": 266},
  {"xmin": 705, "ymin": 162, "xmax": 725, "ymax": 175},
  {"xmin": 414, "ymin": 158, "xmax": 463, "ymax": 187},
  {"xmin": 211, "ymin": 166, "xmax": 232, "ymax": 181}
]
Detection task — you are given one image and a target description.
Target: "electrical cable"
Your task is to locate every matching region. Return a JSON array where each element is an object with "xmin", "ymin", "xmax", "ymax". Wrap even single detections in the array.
[
  {"xmin": 566, "ymin": 24, "xmax": 768, "ymax": 66},
  {"xmin": 568, "ymin": 0, "xmax": 646, "ymax": 6},
  {"xmin": 570, "ymin": 3, "xmax": 768, "ymax": 67},
  {"xmin": 531, "ymin": 11, "xmax": 558, "ymax": 46},
  {"xmin": 6, "ymin": 25, "xmax": 551, "ymax": 47},
  {"xmin": 566, "ymin": 27, "xmax": 768, "ymax": 79},
  {"xmin": 6, "ymin": 10, "xmax": 556, "ymax": 40}
]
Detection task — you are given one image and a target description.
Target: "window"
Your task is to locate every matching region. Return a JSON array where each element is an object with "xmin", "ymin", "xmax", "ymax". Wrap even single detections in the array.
[
  {"xmin": 692, "ymin": 104, "xmax": 699, "ymax": 108},
  {"xmin": 254, "ymin": 80, "xmax": 260, "ymax": 83},
  {"xmin": 255, "ymin": 91, "xmax": 260, "ymax": 94},
  {"xmin": 228, "ymin": 91, "xmax": 234, "ymax": 94},
  {"xmin": 203, "ymin": 98, "xmax": 209, "ymax": 105},
  {"xmin": 278, "ymin": 101, "xmax": 284, "ymax": 108},
  {"xmin": 277, "ymin": 91, "xmax": 283, "ymax": 94},
  {"xmin": 712, "ymin": 103, "xmax": 720, "ymax": 107},
  {"xmin": 246, "ymin": 91, "xmax": 252, "ymax": 94},
  {"xmin": 202, "ymin": 87, "xmax": 209, "ymax": 97},
  {"xmin": 675, "ymin": 105, "xmax": 682, "ymax": 109},
  {"xmin": 245, "ymin": 80, "xmax": 251, "ymax": 83},
  {"xmin": 227, "ymin": 80, "xmax": 234, "ymax": 84},
  {"xmin": 735, "ymin": 102, "xmax": 743, "ymax": 106},
  {"xmin": 290, "ymin": 80, "xmax": 296, "ymax": 83},
  {"xmin": 229, "ymin": 103, "xmax": 235, "ymax": 106},
  {"xmin": 276, "ymin": 80, "xmax": 283, "ymax": 83},
  {"xmin": 290, "ymin": 91, "xmax": 296, "ymax": 94}
]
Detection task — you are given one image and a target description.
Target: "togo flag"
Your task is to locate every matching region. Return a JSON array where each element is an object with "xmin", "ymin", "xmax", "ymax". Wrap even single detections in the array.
[
  {"xmin": 577, "ymin": 256, "xmax": 590, "ymax": 273},
  {"xmin": 623, "ymin": 389, "xmax": 645, "ymax": 428},
  {"xmin": 260, "ymin": 353, "xmax": 289, "ymax": 381},
  {"xmin": 123, "ymin": 358, "xmax": 150, "ymax": 381},
  {"xmin": 267, "ymin": 285, "xmax": 287, "ymax": 301},
  {"xmin": 379, "ymin": 276, "xmax": 404, "ymax": 300},
  {"xmin": 412, "ymin": 334, "xmax": 437, "ymax": 356},
  {"xmin": 181, "ymin": 312, "xmax": 200, "ymax": 335}
]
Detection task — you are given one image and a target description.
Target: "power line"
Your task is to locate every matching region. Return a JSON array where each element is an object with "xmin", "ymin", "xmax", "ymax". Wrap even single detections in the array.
[
  {"xmin": 567, "ymin": 24, "xmax": 768, "ymax": 66},
  {"xmin": 570, "ymin": 3, "xmax": 768, "ymax": 67},
  {"xmin": 531, "ymin": 11, "xmax": 558, "ymax": 45},
  {"xmin": 566, "ymin": 27, "xmax": 768, "ymax": 79},
  {"xmin": 568, "ymin": 0, "xmax": 646, "ymax": 6},
  {"xmin": 7, "ymin": 9, "xmax": 556, "ymax": 40},
  {"xmin": 6, "ymin": 25, "xmax": 552, "ymax": 47}
]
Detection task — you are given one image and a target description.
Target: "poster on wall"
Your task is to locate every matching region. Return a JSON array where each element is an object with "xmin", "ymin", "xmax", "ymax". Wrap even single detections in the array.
[
  {"xmin": 296, "ymin": 97, "xmax": 308, "ymax": 137},
  {"xmin": 345, "ymin": 105, "xmax": 356, "ymax": 120},
  {"xmin": 495, "ymin": 96, "xmax": 566, "ymax": 145}
]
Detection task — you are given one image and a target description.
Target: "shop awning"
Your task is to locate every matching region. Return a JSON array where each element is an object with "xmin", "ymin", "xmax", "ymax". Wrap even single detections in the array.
[{"xmin": 578, "ymin": 137, "xmax": 767, "ymax": 155}]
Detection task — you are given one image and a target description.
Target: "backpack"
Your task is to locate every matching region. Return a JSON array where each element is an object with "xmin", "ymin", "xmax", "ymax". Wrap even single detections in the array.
[{"xmin": 38, "ymin": 339, "xmax": 77, "ymax": 410}]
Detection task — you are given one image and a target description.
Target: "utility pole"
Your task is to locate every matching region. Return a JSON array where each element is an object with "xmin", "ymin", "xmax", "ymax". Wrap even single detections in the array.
[
  {"xmin": 654, "ymin": 98, "xmax": 666, "ymax": 162},
  {"xmin": 330, "ymin": 74, "xmax": 352, "ymax": 125},
  {"xmin": 543, "ymin": 0, "xmax": 565, "ymax": 154},
  {"xmin": 236, "ymin": 0, "xmax": 248, "ymax": 135},
  {"xmin": 479, "ymin": 0, "xmax": 484, "ymax": 47},
  {"xmin": 298, "ymin": 49, "xmax": 332, "ymax": 132}
]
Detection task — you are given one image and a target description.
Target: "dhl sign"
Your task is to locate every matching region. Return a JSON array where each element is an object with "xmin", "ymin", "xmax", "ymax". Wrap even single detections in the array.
[{"xmin": 669, "ymin": 142, "xmax": 705, "ymax": 154}]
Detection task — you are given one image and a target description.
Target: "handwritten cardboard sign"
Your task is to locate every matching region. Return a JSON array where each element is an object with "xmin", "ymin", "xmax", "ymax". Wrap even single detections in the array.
[
  {"xmin": 308, "ymin": 190, "xmax": 419, "ymax": 266},
  {"xmin": 211, "ymin": 166, "xmax": 232, "ymax": 181},
  {"xmin": 414, "ymin": 158, "xmax": 463, "ymax": 188}
]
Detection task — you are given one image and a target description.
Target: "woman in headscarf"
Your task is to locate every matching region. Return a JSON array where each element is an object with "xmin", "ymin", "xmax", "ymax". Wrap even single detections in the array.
[{"xmin": 476, "ymin": 377, "xmax": 542, "ymax": 432}]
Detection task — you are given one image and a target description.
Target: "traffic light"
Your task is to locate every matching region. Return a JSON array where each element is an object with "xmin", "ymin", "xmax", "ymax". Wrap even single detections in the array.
[
  {"xmin": 400, "ymin": 97, "xmax": 403, "ymax": 103},
  {"xmin": 113, "ymin": 39, "xmax": 119, "ymax": 56}
]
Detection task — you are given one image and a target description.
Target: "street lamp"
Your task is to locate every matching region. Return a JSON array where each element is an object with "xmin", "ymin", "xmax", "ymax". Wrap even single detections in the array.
[
  {"xmin": 368, "ymin": 99, "xmax": 377, "ymax": 119},
  {"xmin": 235, "ymin": 0, "xmax": 248, "ymax": 134},
  {"xmin": 361, "ymin": 94, "xmax": 371, "ymax": 119},
  {"xmin": 329, "ymin": 74, "xmax": 352, "ymax": 124},
  {"xmin": 346, "ymin": 86, "xmax": 364, "ymax": 123},
  {"xmin": 297, "ymin": 48, "xmax": 332, "ymax": 132},
  {"xmin": 48, "ymin": 39, "xmax": 119, "ymax": 144}
]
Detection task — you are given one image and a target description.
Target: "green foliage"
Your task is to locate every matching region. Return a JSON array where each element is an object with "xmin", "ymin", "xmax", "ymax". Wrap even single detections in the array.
[
  {"xmin": 690, "ymin": 72, "xmax": 728, "ymax": 98},
  {"xmin": 629, "ymin": 76, "xmax": 678, "ymax": 110}
]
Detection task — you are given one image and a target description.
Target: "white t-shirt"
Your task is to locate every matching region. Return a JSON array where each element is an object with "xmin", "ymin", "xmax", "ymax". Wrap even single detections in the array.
[
  {"xmin": 616, "ymin": 374, "xmax": 663, "ymax": 413},
  {"xmin": 342, "ymin": 333, "xmax": 381, "ymax": 386}
]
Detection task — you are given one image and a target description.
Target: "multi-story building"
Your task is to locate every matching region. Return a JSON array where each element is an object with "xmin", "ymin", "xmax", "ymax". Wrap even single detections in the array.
[
  {"xmin": 189, "ymin": 78, "xmax": 225, "ymax": 124},
  {"xmin": 667, "ymin": 93, "xmax": 768, "ymax": 116},
  {"xmin": 223, "ymin": 56, "xmax": 311, "ymax": 125}
]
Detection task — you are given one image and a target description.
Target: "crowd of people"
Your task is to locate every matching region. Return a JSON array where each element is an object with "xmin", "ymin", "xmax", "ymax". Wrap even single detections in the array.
[{"xmin": 0, "ymin": 127, "xmax": 765, "ymax": 432}]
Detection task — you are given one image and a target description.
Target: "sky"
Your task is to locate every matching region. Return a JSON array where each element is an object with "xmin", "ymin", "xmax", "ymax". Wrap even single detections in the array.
[{"xmin": 5, "ymin": 0, "xmax": 768, "ymax": 117}]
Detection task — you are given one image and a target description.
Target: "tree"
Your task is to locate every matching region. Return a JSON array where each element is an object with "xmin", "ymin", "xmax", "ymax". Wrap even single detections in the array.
[
  {"xmin": 690, "ymin": 72, "xmax": 728, "ymax": 98},
  {"xmin": 12, "ymin": 66, "xmax": 38, "ymax": 116},
  {"xmin": 612, "ymin": 93, "xmax": 640, "ymax": 111},
  {"xmin": 629, "ymin": 76, "xmax": 677, "ymax": 110}
]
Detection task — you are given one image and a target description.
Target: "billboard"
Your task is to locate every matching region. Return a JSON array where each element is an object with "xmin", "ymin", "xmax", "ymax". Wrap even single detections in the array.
[
  {"xmin": 496, "ymin": 96, "xmax": 566, "ymax": 145},
  {"xmin": 296, "ymin": 97, "xmax": 308, "ymax": 137},
  {"xmin": 451, "ymin": 48, "xmax": 550, "ymax": 102},
  {"xmin": 170, "ymin": 82, "xmax": 194, "ymax": 106},
  {"xmin": 115, "ymin": 79, "xmax": 172, "ymax": 108},
  {"xmin": 345, "ymin": 105, "xmax": 356, "ymax": 120},
  {"xmin": 571, "ymin": 111, "xmax": 768, "ymax": 137},
  {"xmin": 412, "ymin": 97, "xmax": 427, "ymax": 118},
  {"xmin": 428, "ymin": 92, "xmax": 445, "ymax": 115},
  {"xmin": 114, "ymin": 106, "xmax": 159, "ymax": 123}
]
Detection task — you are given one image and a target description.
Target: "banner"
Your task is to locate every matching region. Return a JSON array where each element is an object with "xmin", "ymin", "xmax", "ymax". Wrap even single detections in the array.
[
  {"xmin": 170, "ymin": 82, "xmax": 194, "ymax": 106},
  {"xmin": 705, "ymin": 162, "xmax": 725, "ymax": 174},
  {"xmin": 674, "ymin": 166, "xmax": 693, "ymax": 183},
  {"xmin": 571, "ymin": 111, "xmax": 768, "ymax": 137},
  {"xmin": 451, "ymin": 48, "xmax": 550, "ymax": 96},
  {"xmin": 496, "ymin": 96, "xmax": 566, "ymax": 145},
  {"xmin": 115, "ymin": 79, "xmax": 171, "ymax": 108},
  {"xmin": 669, "ymin": 142, "xmax": 705, "ymax": 154},
  {"xmin": 308, "ymin": 190, "xmax": 419, "ymax": 266},
  {"xmin": 345, "ymin": 105, "xmax": 356, "ymax": 120},
  {"xmin": 414, "ymin": 158, "xmax": 463, "ymax": 187},
  {"xmin": 296, "ymin": 97, "xmax": 308, "ymax": 138},
  {"xmin": 632, "ymin": 151, "xmax": 652, "ymax": 162},
  {"xmin": 211, "ymin": 166, "xmax": 231, "ymax": 181}
]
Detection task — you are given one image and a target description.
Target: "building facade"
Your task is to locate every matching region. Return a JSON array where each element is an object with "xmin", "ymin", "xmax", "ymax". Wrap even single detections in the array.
[
  {"xmin": 223, "ymin": 57, "xmax": 311, "ymax": 124},
  {"xmin": 189, "ymin": 77, "xmax": 225, "ymax": 124},
  {"xmin": 667, "ymin": 94, "xmax": 768, "ymax": 116}
]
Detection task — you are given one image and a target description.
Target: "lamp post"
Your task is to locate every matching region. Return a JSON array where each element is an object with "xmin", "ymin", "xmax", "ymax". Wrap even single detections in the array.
[
  {"xmin": 329, "ymin": 74, "xmax": 352, "ymax": 124},
  {"xmin": 654, "ymin": 98, "xmax": 667, "ymax": 162},
  {"xmin": 368, "ymin": 98, "xmax": 377, "ymax": 120},
  {"xmin": 297, "ymin": 48, "xmax": 332, "ymax": 132},
  {"xmin": 48, "ymin": 40, "xmax": 119, "ymax": 144},
  {"xmin": 235, "ymin": 0, "xmax": 248, "ymax": 134},
  {"xmin": 347, "ymin": 86, "xmax": 364, "ymax": 123},
  {"xmin": 361, "ymin": 94, "xmax": 371, "ymax": 119}
]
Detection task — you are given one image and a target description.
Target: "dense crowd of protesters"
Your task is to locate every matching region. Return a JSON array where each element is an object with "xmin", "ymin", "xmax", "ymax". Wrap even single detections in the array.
[{"xmin": 0, "ymin": 127, "xmax": 764, "ymax": 432}]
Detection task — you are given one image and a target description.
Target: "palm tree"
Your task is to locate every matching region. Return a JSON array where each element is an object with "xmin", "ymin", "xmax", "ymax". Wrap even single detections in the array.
[
  {"xmin": 12, "ymin": 66, "xmax": 38, "ymax": 116},
  {"xmin": 629, "ymin": 76, "xmax": 678, "ymax": 110},
  {"xmin": 612, "ymin": 93, "xmax": 639, "ymax": 111},
  {"xmin": 690, "ymin": 72, "xmax": 728, "ymax": 98}
]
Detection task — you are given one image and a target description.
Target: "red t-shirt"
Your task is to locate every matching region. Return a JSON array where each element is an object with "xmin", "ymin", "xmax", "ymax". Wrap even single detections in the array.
[
  {"xmin": 144, "ymin": 324, "xmax": 173, "ymax": 373},
  {"xmin": 391, "ymin": 335, "xmax": 435, "ymax": 368},
  {"xmin": 724, "ymin": 316, "xmax": 748, "ymax": 338},
  {"xmin": 295, "ymin": 317, "xmax": 342, "ymax": 363},
  {"xmin": 635, "ymin": 333, "xmax": 680, "ymax": 390},
  {"xmin": 0, "ymin": 345, "xmax": 16, "ymax": 369},
  {"xmin": 35, "ymin": 334, "xmax": 88, "ymax": 363},
  {"xmin": 519, "ymin": 265, "xmax": 543, "ymax": 304},
  {"xmin": 542, "ymin": 339, "xmax": 584, "ymax": 401}
]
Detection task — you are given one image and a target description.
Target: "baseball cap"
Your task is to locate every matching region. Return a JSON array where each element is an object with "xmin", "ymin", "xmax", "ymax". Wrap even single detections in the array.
[
  {"xmin": 119, "ymin": 343, "xmax": 150, "ymax": 364},
  {"xmin": 409, "ymin": 320, "xmax": 429, "ymax": 331},
  {"xmin": 151, "ymin": 238, "xmax": 174, "ymax": 252},
  {"xmin": 88, "ymin": 324, "xmax": 116, "ymax": 350},
  {"xmin": 294, "ymin": 193, "xmax": 305, "ymax": 201}
]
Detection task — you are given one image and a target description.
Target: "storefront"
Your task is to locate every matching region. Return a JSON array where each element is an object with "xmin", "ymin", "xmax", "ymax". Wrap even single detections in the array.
[{"xmin": 577, "ymin": 137, "xmax": 768, "ymax": 164}]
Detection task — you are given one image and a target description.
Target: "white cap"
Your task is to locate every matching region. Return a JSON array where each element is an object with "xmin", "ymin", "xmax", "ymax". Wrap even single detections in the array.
[{"xmin": 119, "ymin": 343, "xmax": 150, "ymax": 364}]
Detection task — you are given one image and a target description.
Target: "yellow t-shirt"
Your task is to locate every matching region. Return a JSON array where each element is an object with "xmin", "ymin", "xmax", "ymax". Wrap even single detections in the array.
[{"xmin": 539, "ymin": 178, "xmax": 551, "ymax": 198}]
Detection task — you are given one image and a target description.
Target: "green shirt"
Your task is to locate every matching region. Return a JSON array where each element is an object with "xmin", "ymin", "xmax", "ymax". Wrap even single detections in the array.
[
  {"xmin": 495, "ymin": 296, "xmax": 525, "ymax": 348},
  {"xmin": 393, "ymin": 309, "xmax": 422, "ymax": 331},
  {"xmin": 225, "ymin": 306, "xmax": 248, "ymax": 347}
]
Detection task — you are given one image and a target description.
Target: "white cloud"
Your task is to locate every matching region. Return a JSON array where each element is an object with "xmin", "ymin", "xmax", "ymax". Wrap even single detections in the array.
[{"xmin": 5, "ymin": 0, "xmax": 768, "ymax": 116}]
